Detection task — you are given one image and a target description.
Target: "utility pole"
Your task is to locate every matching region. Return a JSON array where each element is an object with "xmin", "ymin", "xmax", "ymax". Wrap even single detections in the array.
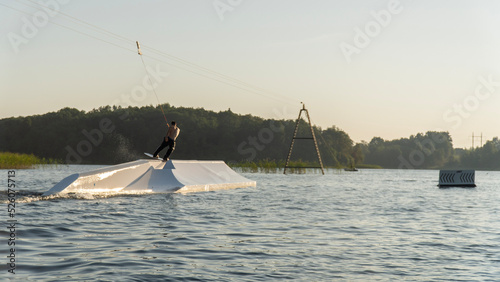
[{"xmin": 471, "ymin": 132, "xmax": 483, "ymax": 149}]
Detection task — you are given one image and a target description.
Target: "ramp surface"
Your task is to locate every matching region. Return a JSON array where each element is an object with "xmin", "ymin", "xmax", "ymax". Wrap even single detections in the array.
[{"xmin": 43, "ymin": 159, "xmax": 256, "ymax": 196}]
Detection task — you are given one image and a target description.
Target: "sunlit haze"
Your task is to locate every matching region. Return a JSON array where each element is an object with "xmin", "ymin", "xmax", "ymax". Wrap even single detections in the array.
[{"xmin": 2, "ymin": 0, "xmax": 500, "ymax": 148}]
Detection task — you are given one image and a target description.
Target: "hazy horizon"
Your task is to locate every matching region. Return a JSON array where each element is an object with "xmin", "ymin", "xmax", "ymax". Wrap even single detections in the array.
[{"xmin": 2, "ymin": 0, "xmax": 500, "ymax": 149}]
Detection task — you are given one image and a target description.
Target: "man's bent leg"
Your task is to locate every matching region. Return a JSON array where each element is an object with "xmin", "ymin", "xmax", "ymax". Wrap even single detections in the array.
[
  {"xmin": 163, "ymin": 140, "xmax": 176, "ymax": 159},
  {"xmin": 153, "ymin": 139, "xmax": 168, "ymax": 157}
]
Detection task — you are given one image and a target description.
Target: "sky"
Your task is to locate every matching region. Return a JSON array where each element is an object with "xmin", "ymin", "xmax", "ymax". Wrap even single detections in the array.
[{"xmin": 2, "ymin": 0, "xmax": 500, "ymax": 149}]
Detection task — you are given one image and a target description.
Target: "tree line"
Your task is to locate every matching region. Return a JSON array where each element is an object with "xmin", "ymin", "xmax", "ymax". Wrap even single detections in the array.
[{"xmin": 0, "ymin": 104, "xmax": 498, "ymax": 169}]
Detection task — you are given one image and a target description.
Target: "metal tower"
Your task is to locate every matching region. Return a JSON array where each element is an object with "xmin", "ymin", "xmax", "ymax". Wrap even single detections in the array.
[{"xmin": 284, "ymin": 103, "xmax": 325, "ymax": 175}]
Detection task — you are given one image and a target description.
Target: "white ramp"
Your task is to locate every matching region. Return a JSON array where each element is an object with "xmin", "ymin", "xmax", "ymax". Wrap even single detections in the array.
[{"xmin": 43, "ymin": 159, "xmax": 256, "ymax": 196}]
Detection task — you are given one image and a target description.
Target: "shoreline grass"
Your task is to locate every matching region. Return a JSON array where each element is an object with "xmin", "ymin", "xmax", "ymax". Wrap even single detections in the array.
[
  {"xmin": 0, "ymin": 152, "xmax": 60, "ymax": 169},
  {"xmin": 230, "ymin": 159, "xmax": 337, "ymax": 173},
  {"xmin": 354, "ymin": 164, "xmax": 383, "ymax": 169},
  {"xmin": 229, "ymin": 159, "xmax": 383, "ymax": 173}
]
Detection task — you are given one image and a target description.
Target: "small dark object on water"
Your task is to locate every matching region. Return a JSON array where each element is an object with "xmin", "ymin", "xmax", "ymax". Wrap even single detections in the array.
[
  {"xmin": 438, "ymin": 170, "xmax": 476, "ymax": 188},
  {"xmin": 344, "ymin": 167, "xmax": 358, "ymax": 172}
]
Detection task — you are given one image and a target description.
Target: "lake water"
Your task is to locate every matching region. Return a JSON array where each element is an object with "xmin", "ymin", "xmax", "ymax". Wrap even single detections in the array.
[{"xmin": 2, "ymin": 165, "xmax": 500, "ymax": 281}]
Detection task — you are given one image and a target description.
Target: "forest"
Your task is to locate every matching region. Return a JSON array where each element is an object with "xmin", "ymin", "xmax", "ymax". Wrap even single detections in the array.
[{"xmin": 0, "ymin": 104, "xmax": 498, "ymax": 170}]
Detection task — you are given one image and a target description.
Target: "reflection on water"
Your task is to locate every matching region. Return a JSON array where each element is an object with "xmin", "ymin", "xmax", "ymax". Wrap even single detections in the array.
[{"xmin": 3, "ymin": 166, "xmax": 500, "ymax": 281}]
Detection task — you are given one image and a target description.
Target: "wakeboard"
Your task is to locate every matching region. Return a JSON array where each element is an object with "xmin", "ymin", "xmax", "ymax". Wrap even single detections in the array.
[{"xmin": 144, "ymin": 152, "xmax": 163, "ymax": 160}]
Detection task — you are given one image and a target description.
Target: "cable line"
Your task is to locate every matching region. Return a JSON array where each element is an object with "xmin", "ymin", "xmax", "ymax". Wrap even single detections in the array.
[
  {"xmin": 142, "ymin": 45, "xmax": 298, "ymax": 105},
  {"xmin": 5, "ymin": 0, "xmax": 300, "ymax": 106},
  {"xmin": 141, "ymin": 53, "xmax": 290, "ymax": 104},
  {"xmin": 17, "ymin": 0, "xmax": 132, "ymax": 44},
  {"xmin": 1, "ymin": 2, "xmax": 135, "ymax": 54},
  {"xmin": 136, "ymin": 41, "xmax": 168, "ymax": 125}
]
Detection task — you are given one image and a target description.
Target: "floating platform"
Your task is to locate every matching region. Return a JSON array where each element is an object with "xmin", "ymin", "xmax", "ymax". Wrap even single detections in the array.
[
  {"xmin": 438, "ymin": 170, "xmax": 476, "ymax": 188},
  {"xmin": 43, "ymin": 159, "xmax": 256, "ymax": 196}
]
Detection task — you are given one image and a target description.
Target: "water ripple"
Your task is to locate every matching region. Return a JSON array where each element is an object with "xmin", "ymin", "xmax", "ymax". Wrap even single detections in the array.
[{"xmin": 6, "ymin": 168, "xmax": 500, "ymax": 280}]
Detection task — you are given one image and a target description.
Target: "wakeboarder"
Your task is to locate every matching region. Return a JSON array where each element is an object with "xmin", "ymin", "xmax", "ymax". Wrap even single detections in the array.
[{"xmin": 153, "ymin": 121, "xmax": 180, "ymax": 161}]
